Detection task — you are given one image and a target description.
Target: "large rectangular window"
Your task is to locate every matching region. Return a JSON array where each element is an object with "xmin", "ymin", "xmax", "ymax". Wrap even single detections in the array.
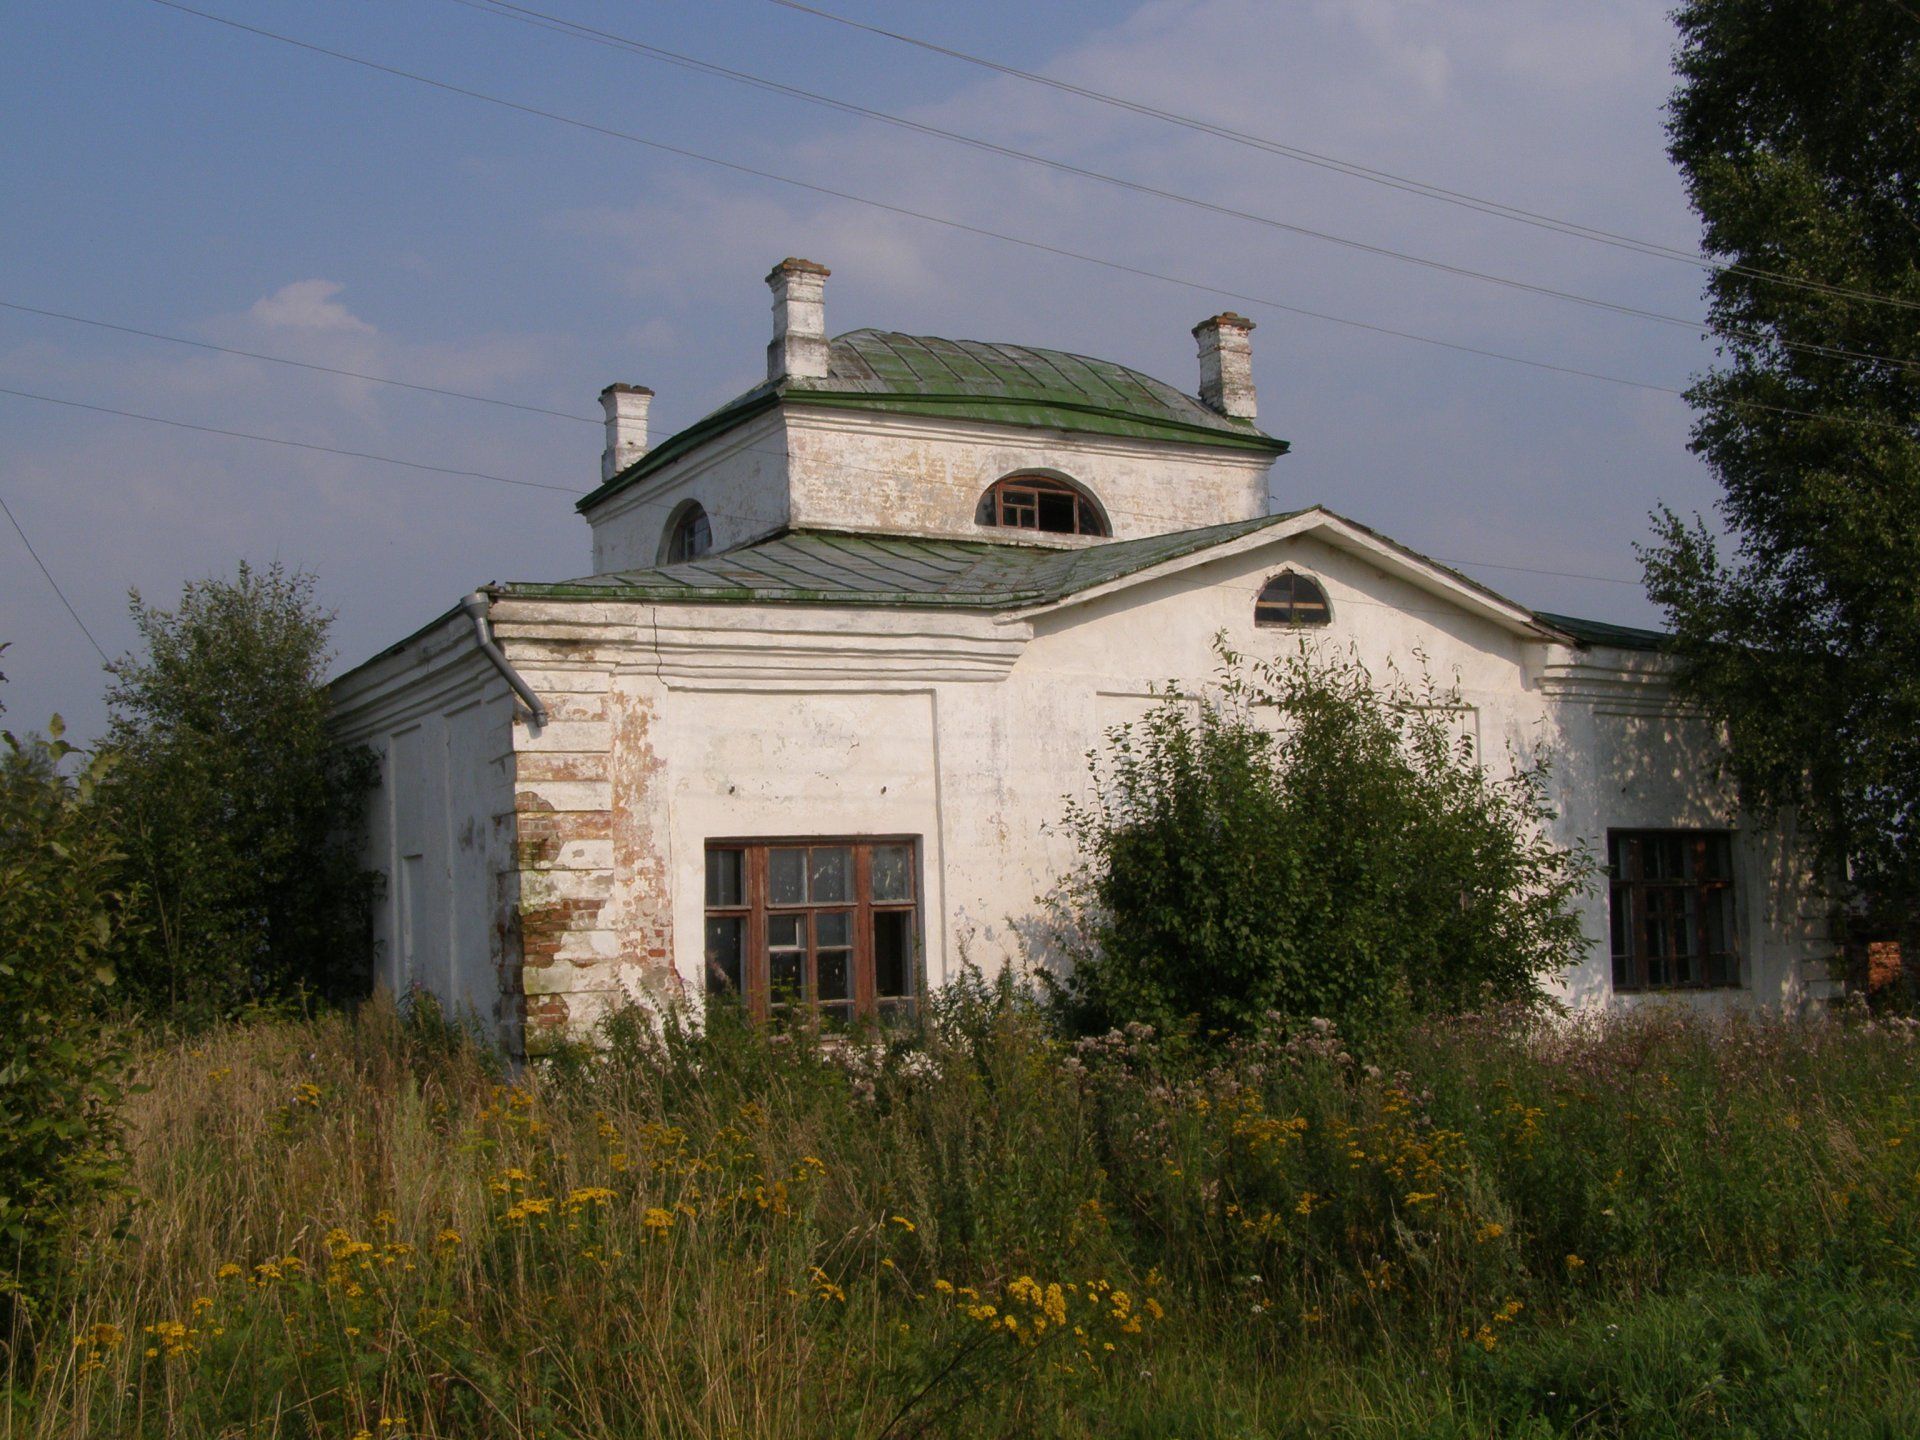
[
  {"xmin": 704, "ymin": 838, "xmax": 920, "ymax": 1026},
  {"xmin": 1608, "ymin": 830, "xmax": 1739, "ymax": 992}
]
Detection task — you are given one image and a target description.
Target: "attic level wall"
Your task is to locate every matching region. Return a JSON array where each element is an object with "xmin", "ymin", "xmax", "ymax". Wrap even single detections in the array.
[
  {"xmin": 586, "ymin": 410, "xmax": 792, "ymax": 574},
  {"xmin": 784, "ymin": 410, "xmax": 1275, "ymax": 542}
]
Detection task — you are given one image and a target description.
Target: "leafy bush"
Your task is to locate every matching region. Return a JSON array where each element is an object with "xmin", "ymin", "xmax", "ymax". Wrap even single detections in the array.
[
  {"xmin": 0, "ymin": 718, "xmax": 136, "ymax": 1324},
  {"xmin": 1052, "ymin": 643, "xmax": 1596, "ymax": 1041},
  {"xmin": 102, "ymin": 562, "xmax": 377, "ymax": 1018}
]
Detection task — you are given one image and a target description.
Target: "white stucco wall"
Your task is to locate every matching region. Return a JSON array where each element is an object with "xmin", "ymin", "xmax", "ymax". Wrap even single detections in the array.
[
  {"xmin": 331, "ymin": 612, "xmax": 521, "ymax": 1045},
  {"xmin": 582, "ymin": 405, "xmax": 1277, "ymax": 574},
  {"xmin": 469, "ymin": 521, "xmax": 1833, "ymax": 1045}
]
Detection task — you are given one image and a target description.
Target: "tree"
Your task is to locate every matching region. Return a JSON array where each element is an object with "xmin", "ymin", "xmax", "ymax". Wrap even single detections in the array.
[
  {"xmin": 0, "ymin": 716, "xmax": 135, "ymax": 1322},
  {"xmin": 1645, "ymin": 2, "xmax": 1920, "ymax": 953},
  {"xmin": 1051, "ymin": 645, "xmax": 1594, "ymax": 1043},
  {"xmin": 103, "ymin": 563, "xmax": 376, "ymax": 1018}
]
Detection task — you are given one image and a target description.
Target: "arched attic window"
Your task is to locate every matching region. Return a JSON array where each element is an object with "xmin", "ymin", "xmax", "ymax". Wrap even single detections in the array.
[
  {"xmin": 974, "ymin": 473, "xmax": 1110, "ymax": 537},
  {"xmin": 1255, "ymin": 570, "xmax": 1332, "ymax": 627},
  {"xmin": 662, "ymin": 501, "xmax": 713, "ymax": 564}
]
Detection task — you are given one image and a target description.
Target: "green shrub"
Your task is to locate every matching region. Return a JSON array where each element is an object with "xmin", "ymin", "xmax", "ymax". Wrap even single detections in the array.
[
  {"xmin": 1052, "ymin": 643, "xmax": 1596, "ymax": 1042},
  {"xmin": 0, "ymin": 719, "xmax": 136, "ymax": 1325}
]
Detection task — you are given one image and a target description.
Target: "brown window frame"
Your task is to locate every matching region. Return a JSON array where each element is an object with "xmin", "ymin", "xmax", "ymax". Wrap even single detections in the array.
[
  {"xmin": 664, "ymin": 502, "xmax": 713, "ymax": 563},
  {"xmin": 1607, "ymin": 829, "xmax": 1740, "ymax": 993},
  {"xmin": 703, "ymin": 837, "xmax": 921, "ymax": 1027},
  {"xmin": 975, "ymin": 475, "xmax": 1110, "ymax": 537},
  {"xmin": 1254, "ymin": 570, "xmax": 1331, "ymax": 627}
]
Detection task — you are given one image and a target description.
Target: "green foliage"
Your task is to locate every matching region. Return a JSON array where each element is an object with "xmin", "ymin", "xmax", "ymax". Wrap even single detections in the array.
[
  {"xmin": 1646, "ymin": 2, "xmax": 1920, "ymax": 949},
  {"xmin": 102, "ymin": 562, "xmax": 377, "ymax": 1019},
  {"xmin": 13, "ymin": 999, "xmax": 1920, "ymax": 1438},
  {"xmin": 1051, "ymin": 643, "xmax": 1594, "ymax": 1041},
  {"xmin": 0, "ymin": 717, "xmax": 135, "ymax": 1323}
]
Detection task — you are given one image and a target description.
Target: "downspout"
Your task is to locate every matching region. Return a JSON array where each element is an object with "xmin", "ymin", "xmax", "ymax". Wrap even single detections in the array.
[{"xmin": 461, "ymin": 591, "xmax": 549, "ymax": 727}]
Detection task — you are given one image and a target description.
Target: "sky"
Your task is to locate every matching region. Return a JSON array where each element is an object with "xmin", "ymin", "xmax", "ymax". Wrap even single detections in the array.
[{"xmin": 2, "ymin": 0, "xmax": 1724, "ymax": 741}]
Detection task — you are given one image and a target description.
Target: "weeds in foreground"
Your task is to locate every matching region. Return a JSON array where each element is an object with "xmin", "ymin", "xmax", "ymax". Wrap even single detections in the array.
[{"xmin": 7, "ymin": 989, "xmax": 1920, "ymax": 1438}]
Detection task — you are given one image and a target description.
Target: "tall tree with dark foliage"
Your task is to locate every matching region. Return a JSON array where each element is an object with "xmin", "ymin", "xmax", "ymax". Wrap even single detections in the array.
[{"xmin": 1646, "ymin": 1, "xmax": 1920, "ymax": 957}]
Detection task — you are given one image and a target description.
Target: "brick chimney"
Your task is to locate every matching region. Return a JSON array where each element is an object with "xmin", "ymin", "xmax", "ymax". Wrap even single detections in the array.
[
  {"xmin": 599, "ymin": 383, "xmax": 652, "ymax": 482},
  {"xmin": 1192, "ymin": 312, "xmax": 1257, "ymax": 420},
  {"xmin": 766, "ymin": 257, "xmax": 831, "ymax": 383}
]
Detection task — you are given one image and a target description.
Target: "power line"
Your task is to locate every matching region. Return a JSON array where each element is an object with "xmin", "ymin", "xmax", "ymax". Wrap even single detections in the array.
[
  {"xmin": 463, "ymin": 2, "xmax": 1701, "ymax": 339},
  {"xmin": 0, "ymin": 489, "xmax": 111, "ymax": 663},
  {"xmin": 0, "ymin": 385, "xmax": 576, "ymax": 493},
  {"xmin": 461, "ymin": 0, "xmax": 1920, "ymax": 379},
  {"xmin": 0, "ymin": 299, "xmax": 598, "ymax": 424},
  {"xmin": 133, "ymin": 0, "xmax": 1713, "ymax": 400},
  {"xmin": 765, "ymin": 0, "xmax": 1920, "ymax": 317}
]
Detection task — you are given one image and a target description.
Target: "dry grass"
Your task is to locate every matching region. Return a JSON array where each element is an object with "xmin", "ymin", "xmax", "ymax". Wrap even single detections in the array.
[{"xmin": 8, "ymin": 990, "xmax": 1920, "ymax": 1438}]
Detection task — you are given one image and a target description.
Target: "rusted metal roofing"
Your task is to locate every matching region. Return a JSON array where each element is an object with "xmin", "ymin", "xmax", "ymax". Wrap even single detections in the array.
[{"xmin": 579, "ymin": 330, "xmax": 1289, "ymax": 513}]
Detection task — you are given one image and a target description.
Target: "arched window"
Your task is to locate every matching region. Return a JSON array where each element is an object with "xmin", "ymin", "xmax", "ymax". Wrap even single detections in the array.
[
  {"xmin": 974, "ymin": 474, "xmax": 1109, "ymax": 537},
  {"xmin": 663, "ymin": 502, "xmax": 712, "ymax": 564},
  {"xmin": 1255, "ymin": 571, "xmax": 1331, "ymax": 627}
]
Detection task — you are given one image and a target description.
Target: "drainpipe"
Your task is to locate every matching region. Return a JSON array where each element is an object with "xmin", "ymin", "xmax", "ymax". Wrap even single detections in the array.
[{"xmin": 461, "ymin": 591, "xmax": 549, "ymax": 727}]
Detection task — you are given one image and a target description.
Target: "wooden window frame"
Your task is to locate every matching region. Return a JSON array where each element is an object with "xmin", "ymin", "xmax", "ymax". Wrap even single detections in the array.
[
  {"xmin": 975, "ymin": 475, "xmax": 1110, "ymax": 537},
  {"xmin": 1607, "ymin": 829, "xmax": 1740, "ymax": 993},
  {"xmin": 703, "ymin": 836, "xmax": 921, "ymax": 1026},
  {"xmin": 1254, "ymin": 570, "xmax": 1332, "ymax": 628},
  {"xmin": 665, "ymin": 502, "xmax": 713, "ymax": 564}
]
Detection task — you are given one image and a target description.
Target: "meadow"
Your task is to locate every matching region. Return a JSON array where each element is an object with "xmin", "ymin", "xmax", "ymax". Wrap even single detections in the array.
[{"xmin": 9, "ymin": 983, "xmax": 1920, "ymax": 1439}]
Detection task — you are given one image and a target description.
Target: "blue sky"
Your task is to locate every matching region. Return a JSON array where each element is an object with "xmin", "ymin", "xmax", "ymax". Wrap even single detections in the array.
[{"xmin": 3, "ymin": 0, "xmax": 1718, "ymax": 739}]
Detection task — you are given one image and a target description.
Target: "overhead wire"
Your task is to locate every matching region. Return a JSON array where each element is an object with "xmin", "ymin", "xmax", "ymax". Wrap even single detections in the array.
[
  {"xmin": 0, "ymin": 489, "xmax": 112, "ymax": 663},
  {"xmin": 0, "ymin": 299, "xmax": 599, "ymax": 424},
  {"xmin": 131, "ymin": 0, "xmax": 1713, "ymax": 400},
  {"xmin": 136, "ymin": 0, "xmax": 1920, "ymax": 432},
  {"xmin": 765, "ymin": 0, "xmax": 1920, "ymax": 317},
  {"xmin": 0, "ymin": 385, "xmax": 577, "ymax": 494},
  {"xmin": 459, "ymin": 0, "xmax": 1920, "ymax": 378}
]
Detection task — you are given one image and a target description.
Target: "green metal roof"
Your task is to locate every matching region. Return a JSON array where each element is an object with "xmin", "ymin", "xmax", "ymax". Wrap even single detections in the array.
[
  {"xmin": 1532, "ymin": 611, "xmax": 1669, "ymax": 652},
  {"xmin": 579, "ymin": 329, "xmax": 1288, "ymax": 513},
  {"xmin": 502, "ymin": 514, "xmax": 1304, "ymax": 609}
]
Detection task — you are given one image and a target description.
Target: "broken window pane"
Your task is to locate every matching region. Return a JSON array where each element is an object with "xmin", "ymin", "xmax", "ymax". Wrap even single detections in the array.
[
  {"xmin": 977, "ymin": 475, "xmax": 1109, "ymax": 537},
  {"xmin": 874, "ymin": 910, "xmax": 912, "ymax": 998},
  {"xmin": 818, "ymin": 945, "xmax": 851, "ymax": 1002},
  {"xmin": 871, "ymin": 844, "xmax": 913, "ymax": 902},
  {"xmin": 809, "ymin": 847, "xmax": 852, "ymax": 904},
  {"xmin": 706, "ymin": 848, "xmax": 744, "ymax": 907},
  {"xmin": 768, "ymin": 909, "xmax": 806, "ymax": 1005},
  {"xmin": 705, "ymin": 916, "xmax": 743, "ymax": 996},
  {"xmin": 769, "ymin": 848, "xmax": 808, "ymax": 905}
]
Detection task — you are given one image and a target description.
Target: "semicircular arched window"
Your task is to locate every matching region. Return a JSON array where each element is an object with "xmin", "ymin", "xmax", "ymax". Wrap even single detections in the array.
[
  {"xmin": 1255, "ymin": 570, "xmax": 1331, "ymax": 627},
  {"xmin": 663, "ymin": 502, "xmax": 713, "ymax": 564},
  {"xmin": 974, "ymin": 474, "xmax": 1110, "ymax": 537}
]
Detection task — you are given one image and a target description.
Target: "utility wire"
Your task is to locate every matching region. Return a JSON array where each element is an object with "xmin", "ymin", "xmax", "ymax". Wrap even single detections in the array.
[
  {"xmin": 0, "ymin": 489, "xmax": 112, "ymax": 663},
  {"xmin": 0, "ymin": 385, "xmax": 576, "ymax": 493},
  {"xmin": 466, "ymin": 0, "xmax": 1920, "ymax": 378},
  {"xmin": 132, "ymin": 0, "xmax": 1717, "ymax": 400},
  {"xmin": 0, "ymin": 299, "xmax": 598, "ymax": 424},
  {"xmin": 766, "ymin": 0, "xmax": 1920, "ymax": 317}
]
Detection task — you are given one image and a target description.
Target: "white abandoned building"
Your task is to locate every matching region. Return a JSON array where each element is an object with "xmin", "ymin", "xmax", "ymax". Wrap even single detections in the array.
[{"xmin": 332, "ymin": 258, "xmax": 1832, "ymax": 1054}]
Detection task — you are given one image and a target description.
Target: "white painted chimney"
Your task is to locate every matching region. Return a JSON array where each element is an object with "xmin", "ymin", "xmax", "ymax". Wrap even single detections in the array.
[
  {"xmin": 599, "ymin": 383, "xmax": 652, "ymax": 482},
  {"xmin": 766, "ymin": 257, "xmax": 831, "ymax": 383},
  {"xmin": 1192, "ymin": 312, "xmax": 1257, "ymax": 420}
]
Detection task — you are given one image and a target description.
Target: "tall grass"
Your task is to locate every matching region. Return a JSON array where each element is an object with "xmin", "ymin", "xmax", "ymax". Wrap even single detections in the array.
[{"xmin": 9, "ymin": 983, "xmax": 1919, "ymax": 1438}]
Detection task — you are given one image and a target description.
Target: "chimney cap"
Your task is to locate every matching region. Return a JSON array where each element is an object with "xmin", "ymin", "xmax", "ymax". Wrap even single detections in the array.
[
  {"xmin": 1193, "ymin": 311, "xmax": 1255, "ymax": 337},
  {"xmin": 766, "ymin": 256, "xmax": 832, "ymax": 284},
  {"xmin": 599, "ymin": 382, "xmax": 654, "ymax": 398}
]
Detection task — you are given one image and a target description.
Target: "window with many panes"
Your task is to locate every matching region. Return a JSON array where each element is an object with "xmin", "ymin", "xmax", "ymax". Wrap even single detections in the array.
[
  {"xmin": 704, "ymin": 839, "xmax": 919, "ymax": 1026},
  {"xmin": 1608, "ymin": 830, "xmax": 1739, "ymax": 991},
  {"xmin": 973, "ymin": 475, "xmax": 1109, "ymax": 536}
]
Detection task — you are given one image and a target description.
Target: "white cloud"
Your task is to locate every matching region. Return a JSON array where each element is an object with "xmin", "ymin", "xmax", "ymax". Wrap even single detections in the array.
[{"xmin": 248, "ymin": 279, "xmax": 377, "ymax": 334}]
